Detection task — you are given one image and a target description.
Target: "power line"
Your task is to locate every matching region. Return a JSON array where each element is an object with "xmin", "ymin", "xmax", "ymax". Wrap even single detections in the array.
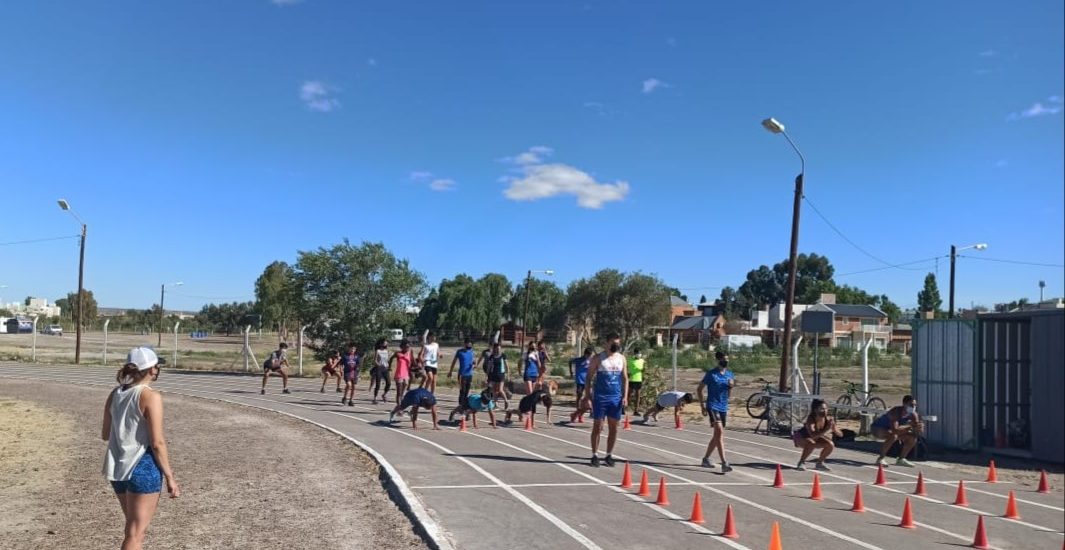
[
  {"xmin": 957, "ymin": 255, "xmax": 1065, "ymax": 268},
  {"xmin": 837, "ymin": 255, "xmax": 947, "ymax": 277},
  {"xmin": 803, "ymin": 195, "xmax": 925, "ymax": 271},
  {"xmin": 0, "ymin": 234, "xmax": 80, "ymax": 246}
]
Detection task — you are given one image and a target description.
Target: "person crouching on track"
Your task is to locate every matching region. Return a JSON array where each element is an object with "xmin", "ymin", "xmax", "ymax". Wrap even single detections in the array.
[
  {"xmin": 643, "ymin": 391, "xmax": 694, "ymax": 425},
  {"xmin": 388, "ymin": 387, "xmax": 440, "ymax": 430},
  {"xmin": 320, "ymin": 350, "xmax": 343, "ymax": 393},
  {"xmin": 792, "ymin": 399, "xmax": 842, "ymax": 471},
  {"xmin": 872, "ymin": 395, "xmax": 924, "ymax": 467},
  {"xmin": 449, "ymin": 388, "xmax": 498, "ymax": 429},
  {"xmin": 505, "ymin": 389, "xmax": 552, "ymax": 427},
  {"xmin": 261, "ymin": 342, "xmax": 291, "ymax": 395}
]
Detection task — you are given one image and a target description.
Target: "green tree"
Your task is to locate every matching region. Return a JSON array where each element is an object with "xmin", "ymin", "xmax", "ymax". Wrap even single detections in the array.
[
  {"xmin": 254, "ymin": 261, "xmax": 299, "ymax": 338},
  {"xmin": 665, "ymin": 286, "xmax": 689, "ymax": 303},
  {"xmin": 507, "ymin": 278, "xmax": 566, "ymax": 333},
  {"xmin": 477, "ymin": 273, "xmax": 512, "ymax": 336},
  {"xmin": 295, "ymin": 241, "xmax": 426, "ymax": 356},
  {"xmin": 698, "ymin": 294, "xmax": 708, "ymax": 305},
  {"xmin": 0, "ymin": 308, "xmax": 13, "ymax": 317},
  {"xmin": 717, "ymin": 286, "xmax": 743, "ymax": 319},
  {"xmin": 58, "ymin": 289, "xmax": 98, "ymax": 328},
  {"xmin": 875, "ymin": 294, "xmax": 902, "ymax": 324},
  {"xmin": 917, "ymin": 273, "xmax": 943, "ymax": 317},
  {"xmin": 566, "ymin": 270, "xmax": 670, "ymax": 349}
]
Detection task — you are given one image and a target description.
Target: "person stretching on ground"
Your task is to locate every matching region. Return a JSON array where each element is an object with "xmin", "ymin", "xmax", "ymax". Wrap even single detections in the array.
[
  {"xmin": 103, "ymin": 347, "xmax": 180, "ymax": 550},
  {"xmin": 698, "ymin": 351, "xmax": 734, "ymax": 472},
  {"xmin": 369, "ymin": 339, "xmax": 392, "ymax": 404},
  {"xmin": 388, "ymin": 387, "xmax": 440, "ymax": 430},
  {"xmin": 261, "ymin": 342, "xmax": 291, "ymax": 395},
  {"xmin": 627, "ymin": 348, "xmax": 645, "ymax": 414},
  {"xmin": 793, "ymin": 399, "xmax": 842, "ymax": 471},
  {"xmin": 872, "ymin": 395, "xmax": 924, "ymax": 467},
  {"xmin": 449, "ymin": 388, "xmax": 498, "ymax": 429},
  {"xmin": 583, "ymin": 335, "xmax": 628, "ymax": 467},
  {"xmin": 341, "ymin": 344, "xmax": 362, "ymax": 406},
  {"xmin": 505, "ymin": 389, "xmax": 553, "ymax": 427},
  {"xmin": 320, "ymin": 350, "xmax": 343, "ymax": 393},
  {"xmin": 419, "ymin": 331, "xmax": 441, "ymax": 394},
  {"xmin": 448, "ymin": 338, "xmax": 477, "ymax": 410},
  {"xmin": 643, "ymin": 391, "xmax": 694, "ymax": 425}
]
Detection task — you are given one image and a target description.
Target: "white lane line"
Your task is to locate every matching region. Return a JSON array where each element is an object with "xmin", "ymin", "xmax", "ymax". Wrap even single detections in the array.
[
  {"xmin": 617, "ymin": 423, "xmax": 1063, "ymax": 535},
  {"xmin": 0, "ymin": 371, "xmax": 602, "ymax": 550}
]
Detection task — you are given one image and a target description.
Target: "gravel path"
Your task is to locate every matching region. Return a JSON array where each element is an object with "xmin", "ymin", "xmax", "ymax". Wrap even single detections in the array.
[{"xmin": 0, "ymin": 378, "xmax": 428, "ymax": 550}]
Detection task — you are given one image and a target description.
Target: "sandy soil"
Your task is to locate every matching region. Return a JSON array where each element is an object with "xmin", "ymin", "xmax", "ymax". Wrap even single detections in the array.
[{"xmin": 0, "ymin": 379, "xmax": 427, "ymax": 550}]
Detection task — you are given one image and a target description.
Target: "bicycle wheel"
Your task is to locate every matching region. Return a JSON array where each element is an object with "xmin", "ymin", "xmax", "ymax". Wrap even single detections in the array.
[
  {"xmin": 746, "ymin": 393, "xmax": 770, "ymax": 419},
  {"xmin": 866, "ymin": 397, "xmax": 887, "ymax": 411},
  {"xmin": 834, "ymin": 395, "xmax": 852, "ymax": 419}
]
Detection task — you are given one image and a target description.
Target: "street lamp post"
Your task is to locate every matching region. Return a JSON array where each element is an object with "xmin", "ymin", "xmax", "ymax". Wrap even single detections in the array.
[
  {"xmin": 520, "ymin": 269, "xmax": 554, "ymax": 349},
  {"xmin": 57, "ymin": 199, "xmax": 87, "ymax": 364},
  {"xmin": 948, "ymin": 243, "xmax": 988, "ymax": 318},
  {"xmin": 158, "ymin": 282, "xmax": 184, "ymax": 347},
  {"xmin": 762, "ymin": 118, "xmax": 805, "ymax": 392}
]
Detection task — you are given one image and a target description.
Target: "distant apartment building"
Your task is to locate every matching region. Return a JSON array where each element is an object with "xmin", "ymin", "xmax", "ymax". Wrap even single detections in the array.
[{"xmin": 2, "ymin": 297, "xmax": 61, "ymax": 318}]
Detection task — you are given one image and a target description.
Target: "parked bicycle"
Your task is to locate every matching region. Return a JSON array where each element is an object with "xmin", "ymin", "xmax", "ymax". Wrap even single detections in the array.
[
  {"xmin": 745, "ymin": 377, "xmax": 776, "ymax": 419},
  {"xmin": 834, "ymin": 380, "xmax": 886, "ymax": 418}
]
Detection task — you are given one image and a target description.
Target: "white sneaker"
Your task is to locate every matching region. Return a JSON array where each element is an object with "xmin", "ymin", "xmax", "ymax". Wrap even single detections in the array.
[{"xmin": 795, "ymin": 461, "xmax": 806, "ymax": 471}]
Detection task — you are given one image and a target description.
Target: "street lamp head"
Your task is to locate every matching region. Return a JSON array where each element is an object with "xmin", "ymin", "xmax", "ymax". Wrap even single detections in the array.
[
  {"xmin": 974, "ymin": 243, "xmax": 988, "ymax": 251},
  {"xmin": 761, "ymin": 118, "xmax": 785, "ymax": 134},
  {"xmin": 174, "ymin": 281, "xmax": 184, "ymax": 287},
  {"xmin": 58, "ymin": 199, "xmax": 71, "ymax": 211},
  {"xmin": 544, "ymin": 270, "xmax": 555, "ymax": 276}
]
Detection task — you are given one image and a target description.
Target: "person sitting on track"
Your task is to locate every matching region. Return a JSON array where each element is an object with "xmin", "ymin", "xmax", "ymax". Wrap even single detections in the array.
[
  {"xmin": 448, "ymin": 388, "xmax": 498, "ymax": 429},
  {"xmin": 792, "ymin": 398, "xmax": 842, "ymax": 471},
  {"xmin": 504, "ymin": 389, "xmax": 553, "ymax": 427},
  {"xmin": 642, "ymin": 391, "xmax": 694, "ymax": 424},
  {"xmin": 320, "ymin": 350, "xmax": 343, "ymax": 393},
  {"xmin": 388, "ymin": 386, "xmax": 440, "ymax": 431},
  {"xmin": 341, "ymin": 343, "xmax": 362, "ymax": 406},
  {"xmin": 261, "ymin": 342, "xmax": 291, "ymax": 395},
  {"xmin": 872, "ymin": 395, "xmax": 924, "ymax": 467}
]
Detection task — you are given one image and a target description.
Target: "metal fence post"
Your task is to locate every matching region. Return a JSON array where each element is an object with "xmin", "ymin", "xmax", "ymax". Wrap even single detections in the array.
[
  {"xmin": 671, "ymin": 333, "xmax": 679, "ymax": 391},
  {"xmin": 243, "ymin": 325, "xmax": 251, "ymax": 372},
  {"xmin": 103, "ymin": 318, "xmax": 111, "ymax": 365},
  {"xmin": 298, "ymin": 325, "xmax": 308, "ymax": 377},
  {"xmin": 173, "ymin": 321, "xmax": 180, "ymax": 369},
  {"xmin": 32, "ymin": 316, "xmax": 39, "ymax": 362},
  {"xmin": 861, "ymin": 331, "xmax": 872, "ymax": 404}
]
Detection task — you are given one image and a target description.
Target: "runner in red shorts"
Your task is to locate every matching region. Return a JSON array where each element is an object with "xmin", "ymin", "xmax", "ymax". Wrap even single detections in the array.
[{"xmin": 320, "ymin": 351, "xmax": 342, "ymax": 393}]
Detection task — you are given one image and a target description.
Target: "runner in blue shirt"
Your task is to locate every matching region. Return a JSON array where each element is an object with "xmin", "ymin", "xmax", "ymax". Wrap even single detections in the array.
[
  {"xmin": 567, "ymin": 347, "xmax": 593, "ymax": 423},
  {"xmin": 448, "ymin": 338, "xmax": 477, "ymax": 409},
  {"xmin": 697, "ymin": 351, "xmax": 734, "ymax": 472},
  {"xmin": 582, "ymin": 334, "xmax": 628, "ymax": 467}
]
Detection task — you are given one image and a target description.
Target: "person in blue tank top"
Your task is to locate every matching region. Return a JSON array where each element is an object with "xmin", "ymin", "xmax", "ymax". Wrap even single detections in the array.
[
  {"xmin": 522, "ymin": 341, "xmax": 542, "ymax": 394},
  {"xmin": 872, "ymin": 395, "xmax": 923, "ymax": 467},
  {"xmin": 582, "ymin": 334, "xmax": 628, "ymax": 467},
  {"xmin": 448, "ymin": 338, "xmax": 477, "ymax": 409},
  {"xmin": 698, "ymin": 351, "xmax": 735, "ymax": 472},
  {"xmin": 568, "ymin": 347, "xmax": 594, "ymax": 422},
  {"xmin": 448, "ymin": 388, "xmax": 498, "ymax": 429}
]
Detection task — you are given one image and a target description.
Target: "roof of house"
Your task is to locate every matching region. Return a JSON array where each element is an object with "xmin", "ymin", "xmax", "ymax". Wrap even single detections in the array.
[
  {"xmin": 670, "ymin": 296, "xmax": 693, "ymax": 308},
  {"xmin": 671, "ymin": 315, "xmax": 721, "ymax": 330},
  {"xmin": 823, "ymin": 304, "xmax": 887, "ymax": 318}
]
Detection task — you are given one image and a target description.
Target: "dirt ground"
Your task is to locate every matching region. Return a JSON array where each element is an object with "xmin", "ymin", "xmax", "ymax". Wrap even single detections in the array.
[{"xmin": 0, "ymin": 379, "xmax": 427, "ymax": 550}]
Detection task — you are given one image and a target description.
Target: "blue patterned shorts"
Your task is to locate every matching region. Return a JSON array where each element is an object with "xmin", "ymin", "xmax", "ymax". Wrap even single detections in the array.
[{"xmin": 111, "ymin": 451, "xmax": 162, "ymax": 494}]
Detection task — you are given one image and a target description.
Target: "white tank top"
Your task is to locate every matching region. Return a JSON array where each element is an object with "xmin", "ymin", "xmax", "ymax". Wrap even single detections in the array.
[
  {"xmin": 423, "ymin": 343, "xmax": 439, "ymax": 367},
  {"xmin": 103, "ymin": 384, "xmax": 152, "ymax": 481}
]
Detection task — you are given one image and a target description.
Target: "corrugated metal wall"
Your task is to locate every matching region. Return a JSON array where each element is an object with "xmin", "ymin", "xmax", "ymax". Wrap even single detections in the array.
[
  {"xmin": 911, "ymin": 319, "xmax": 978, "ymax": 450},
  {"xmin": 1026, "ymin": 311, "xmax": 1063, "ymax": 463}
]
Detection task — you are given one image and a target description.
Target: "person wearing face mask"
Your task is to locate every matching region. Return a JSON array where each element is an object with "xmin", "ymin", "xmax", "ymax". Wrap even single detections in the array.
[
  {"xmin": 792, "ymin": 399, "xmax": 842, "ymax": 471},
  {"xmin": 448, "ymin": 338, "xmax": 477, "ymax": 410},
  {"xmin": 871, "ymin": 395, "xmax": 923, "ymax": 467},
  {"xmin": 698, "ymin": 351, "xmax": 734, "ymax": 472},
  {"xmin": 103, "ymin": 347, "xmax": 180, "ymax": 550},
  {"xmin": 582, "ymin": 334, "xmax": 628, "ymax": 467}
]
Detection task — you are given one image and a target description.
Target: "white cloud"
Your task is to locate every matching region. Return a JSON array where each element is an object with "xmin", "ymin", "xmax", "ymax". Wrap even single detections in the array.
[
  {"xmin": 409, "ymin": 171, "xmax": 433, "ymax": 181},
  {"xmin": 429, "ymin": 179, "xmax": 456, "ymax": 191},
  {"xmin": 1008, "ymin": 100, "xmax": 1063, "ymax": 121},
  {"xmin": 1050, "ymin": 95, "xmax": 1064, "ymax": 104},
  {"xmin": 583, "ymin": 101, "xmax": 615, "ymax": 117},
  {"xmin": 299, "ymin": 81, "xmax": 340, "ymax": 112},
  {"xmin": 642, "ymin": 78, "xmax": 668, "ymax": 94},
  {"xmin": 500, "ymin": 147, "xmax": 629, "ymax": 209}
]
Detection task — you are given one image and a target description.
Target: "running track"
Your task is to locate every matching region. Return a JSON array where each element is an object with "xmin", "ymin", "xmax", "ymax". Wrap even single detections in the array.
[{"xmin": 2, "ymin": 363, "xmax": 1061, "ymax": 550}]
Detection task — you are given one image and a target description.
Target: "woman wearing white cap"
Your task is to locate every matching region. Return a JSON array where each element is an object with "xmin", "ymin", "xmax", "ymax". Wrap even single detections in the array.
[{"xmin": 103, "ymin": 347, "xmax": 180, "ymax": 550}]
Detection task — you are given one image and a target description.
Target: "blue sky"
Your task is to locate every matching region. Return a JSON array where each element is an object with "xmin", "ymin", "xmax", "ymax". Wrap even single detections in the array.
[{"xmin": 2, "ymin": 0, "xmax": 1063, "ymax": 312}]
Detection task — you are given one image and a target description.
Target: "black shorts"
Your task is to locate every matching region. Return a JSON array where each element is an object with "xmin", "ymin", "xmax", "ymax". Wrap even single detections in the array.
[
  {"xmin": 264, "ymin": 365, "xmax": 283, "ymax": 373},
  {"xmin": 424, "ymin": 366, "xmax": 438, "ymax": 375},
  {"xmin": 488, "ymin": 373, "xmax": 505, "ymax": 384},
  {"xmin": 523, "ymin": 374, "xmax": 538, "ymax": 383},
  {"xmin": 707, "ymin": 409, "xmax": 727, "ymax": 426},
  {"xmin": 629, "ymin": 381, "xmax": 643, "ymax": 391}
]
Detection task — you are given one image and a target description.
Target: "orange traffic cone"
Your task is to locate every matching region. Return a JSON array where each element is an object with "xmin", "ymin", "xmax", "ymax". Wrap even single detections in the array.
[
  {"xmin": 1037, "ymin": 470, "xmax": 1050, "ymax": 493},
  {"xmin": 620, "ymin": 462, "xmax": 633, "ymax": 489},
  {"xmin": 954, "ymin": 480, "xmax": 970, "ymax": 506},
  {"xmin": 688, "ymin": 492, "xmax": 705, "ymax": 524},
  {"xmin": 810, "ymin": 473, "xmax": 823, "ymax": 501},
  {"xmin": 655, "ymin": 477, "xmax": 670, "ymax": 506},
  {"xmin": 971, "ymin": 515, "xmax": 990, "ymax": 549},
  {"xmin": 772, "ymin": 464, "xmax": 786, "ymax": 488},
  {"xmin": 721, "ymin": 504, "xmax": 739, "ymax": 539},
  {"xmin": 875, "ymin": 463, "xmax": 887, "ymax": 486},
  {"xmin": 524, "ymin": 415, "xmax": 533, "ymax": 431},
  {"xmin": 986, "ymin": 460, "xmax": 998, "ymax": 483},
  {"xmin": 1004, "ymin": 490, "xmax": 1020, "ymax": 519},
  {"xmin": 623, "ymin": 415, "xmax": 632, "ymax": 431},
  {"xmin": 768, "ymin": 521, "xmax": 782, "ymax": 550},
  {"xmin": 637, "ymin": 470, "xmax": 651, "ymax": 497},
  {"xmin": 459, "ymin": 418, "xmax": 467, "ymax": 432},
  {"xmin": 899, "ymin": 497, "xmax": 916, "ymax": 529},
  {"xmin": 851, "ymin": 484, "xmax": 866, "ymax": 512},
  {"xmin": 675, "ymin": 416, "xmax": 683, "ymax": 430},
  {"xmin": 914, "ymin": 472, "xmax": 927, "ymax": 496}
]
